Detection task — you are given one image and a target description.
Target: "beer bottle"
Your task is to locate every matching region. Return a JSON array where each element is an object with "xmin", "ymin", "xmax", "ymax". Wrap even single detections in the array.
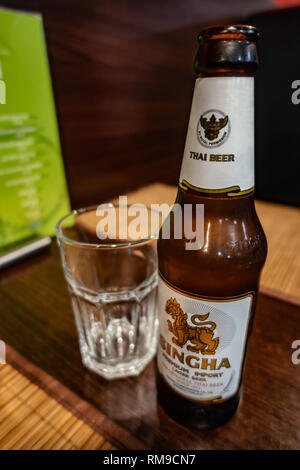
[{"xmin": 157, "ymin": 25, "xmax": 267, "ymax": 429}]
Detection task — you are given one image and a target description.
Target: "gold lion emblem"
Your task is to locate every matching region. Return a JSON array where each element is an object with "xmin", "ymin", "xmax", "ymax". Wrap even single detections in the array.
[
  {"xmin": 200, "ymin": 113, "xmax": 228, "ymax": 141},
  {"xmin": 165, "ymin": 298, "xmax": 219, "ymax": 355}
]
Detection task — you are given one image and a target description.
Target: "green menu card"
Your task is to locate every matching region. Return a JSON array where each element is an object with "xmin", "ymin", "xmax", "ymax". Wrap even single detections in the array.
[{"xmin": 0, "ymin": 7, "xmax": 70, "ymax": 248}]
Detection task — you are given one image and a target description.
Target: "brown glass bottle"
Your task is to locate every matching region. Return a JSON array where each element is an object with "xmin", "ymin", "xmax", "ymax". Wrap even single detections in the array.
[{"xmin": 156, "ymin": 25, "xmax": 267, "ymax": 429}]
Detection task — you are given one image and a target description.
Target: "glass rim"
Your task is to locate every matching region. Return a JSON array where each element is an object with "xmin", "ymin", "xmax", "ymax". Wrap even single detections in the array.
[{"xmin": 55, "ymin": 203, "xmax": 160, "ymax": 249}]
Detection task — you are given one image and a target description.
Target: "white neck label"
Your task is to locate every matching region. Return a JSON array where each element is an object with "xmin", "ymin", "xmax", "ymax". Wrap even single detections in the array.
[{"xmin": 179, "ymin": 77, "xmax": 254, "ymax": 195}]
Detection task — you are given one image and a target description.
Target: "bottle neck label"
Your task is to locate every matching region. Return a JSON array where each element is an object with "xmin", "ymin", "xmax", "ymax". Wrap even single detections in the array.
[
  {"xmin": 157, "ymin": 276, "xmax": 254, "ymax": 402},
  {"xmin": 179, "ymin": 77, "xmax": 254, "ymax": 195}
]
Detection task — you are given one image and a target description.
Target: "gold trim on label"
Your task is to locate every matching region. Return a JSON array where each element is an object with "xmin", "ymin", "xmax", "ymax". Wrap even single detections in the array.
[
  {"xmin": 179, "ymin": 179, "xmax": 254, "ymax": 197},
  {"xmin": 159, "ymin": 372, "xmax": 224, "ymax": 403}
]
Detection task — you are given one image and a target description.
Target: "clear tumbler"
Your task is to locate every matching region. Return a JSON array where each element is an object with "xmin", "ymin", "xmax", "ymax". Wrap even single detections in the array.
[{"xmin": 56, "ymin": 204, "xmax": 158, "ymax": 379}]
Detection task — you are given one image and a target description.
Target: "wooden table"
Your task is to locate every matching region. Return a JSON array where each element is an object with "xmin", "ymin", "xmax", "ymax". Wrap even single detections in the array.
[{"xmin": 0, "ymin": 183, "xmax": 300, "ymax": 450}]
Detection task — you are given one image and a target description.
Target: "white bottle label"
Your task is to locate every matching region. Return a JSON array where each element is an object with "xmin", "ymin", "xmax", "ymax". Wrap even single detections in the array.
[
  {"xmin": 179, "ymin": 77, "xmax": 254, "ymax": 194},
  {"xmin": 157, "ymin": 277, "xmax": 253, "ymax": 401}
]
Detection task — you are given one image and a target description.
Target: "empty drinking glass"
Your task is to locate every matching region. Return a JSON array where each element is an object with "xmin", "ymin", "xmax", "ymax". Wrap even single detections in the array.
[{"xmin": 56, "ymin": 204, "xmax": 159, "ymax": 379}]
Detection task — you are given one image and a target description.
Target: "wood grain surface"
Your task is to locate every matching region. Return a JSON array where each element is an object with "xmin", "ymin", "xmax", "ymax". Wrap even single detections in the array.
[
  {"xmin": 0, "ymin": 267, "xmax": 299, "ymax": 449},
  {"xmin": 1, "ymin": 0, "xmax": 273, "ymax": 208},
  {"xmin": 0, "ymin": 183, "xmax": 299, "ymax": 450}
]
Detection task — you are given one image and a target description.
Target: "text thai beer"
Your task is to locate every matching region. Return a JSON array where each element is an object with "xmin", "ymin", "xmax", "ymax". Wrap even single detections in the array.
[{"xmin": 157, "ymin": 25, "xmax": 267, "ymax": 429}]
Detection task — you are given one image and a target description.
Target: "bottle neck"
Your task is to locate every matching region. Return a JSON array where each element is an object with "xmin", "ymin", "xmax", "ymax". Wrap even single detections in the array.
[{"xmin": 178, "ymin": 75, "xmax": 255, "ymax": 199}]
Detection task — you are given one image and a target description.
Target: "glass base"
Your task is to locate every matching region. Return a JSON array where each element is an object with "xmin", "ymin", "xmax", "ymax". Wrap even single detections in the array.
[{"xmin": 80, "ymin": 339, "xmax": 157, "ymax": 380}]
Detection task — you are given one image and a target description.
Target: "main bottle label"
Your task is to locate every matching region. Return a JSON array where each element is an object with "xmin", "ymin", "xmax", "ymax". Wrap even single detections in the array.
[
  {"xmin": 179, "ymin": 77, "xmax": 254, "ymax": 195},
  {"xmin": 157, "ymin": 277, "xmax": 253, "ymax": 401}
]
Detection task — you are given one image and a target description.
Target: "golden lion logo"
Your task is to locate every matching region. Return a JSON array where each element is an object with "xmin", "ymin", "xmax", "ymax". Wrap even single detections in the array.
[
  {"xmin": 165, "ymin": 298, "xmax": 219, "ymax": 355},
  {"xmin": 200, "ymin": 113, "xmax": 228, "ymax": 141}
]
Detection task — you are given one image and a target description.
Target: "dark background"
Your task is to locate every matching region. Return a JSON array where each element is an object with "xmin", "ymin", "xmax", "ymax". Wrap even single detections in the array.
[
  {"xmin": 251, "ymin": 6, "xmax": 300, "ymax": 206},
  {"xmin": 1, "ymin": 0, "xmax": 290, "ymax": 208}
]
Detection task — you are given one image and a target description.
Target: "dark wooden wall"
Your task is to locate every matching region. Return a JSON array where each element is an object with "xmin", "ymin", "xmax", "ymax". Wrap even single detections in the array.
[{"xmin": 2, "ymin": 0, "xmax": 274, "ymax": 207}]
